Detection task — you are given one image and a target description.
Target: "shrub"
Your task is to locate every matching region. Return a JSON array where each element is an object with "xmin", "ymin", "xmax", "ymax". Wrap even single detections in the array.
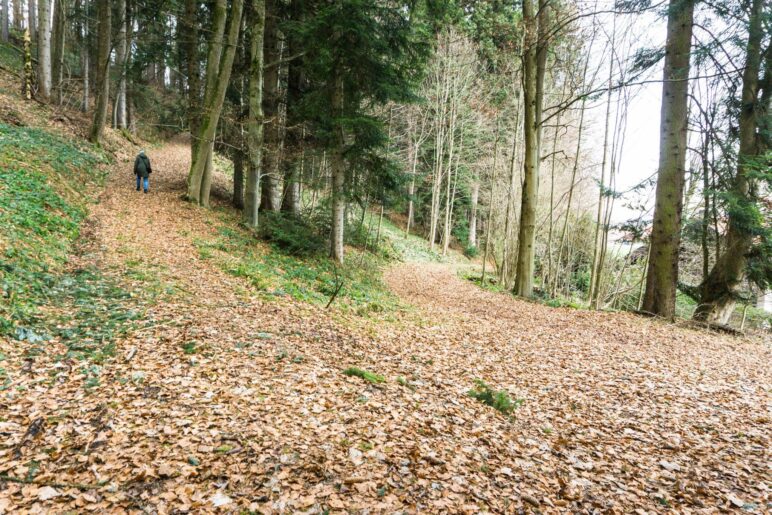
[
  {"xmin": 343, "ymin": 367, "xmax": 385, "ymax": 384},
  {"xmin": 468, "ymin": 379, "xmax": 523, "ymax": 416},
  {"xmin": 464, "ymin": 244, "xmax": 479, "ymax": 258},
  {"xmin": 258, "ymin": 211, "xmax": 326, "ymax": 256}
]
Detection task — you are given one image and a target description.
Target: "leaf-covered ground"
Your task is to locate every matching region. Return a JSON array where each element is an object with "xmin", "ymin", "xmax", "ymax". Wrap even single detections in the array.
[{"xmin": 1, "ymin": 140, "xmax": 769, "ymax": 513}]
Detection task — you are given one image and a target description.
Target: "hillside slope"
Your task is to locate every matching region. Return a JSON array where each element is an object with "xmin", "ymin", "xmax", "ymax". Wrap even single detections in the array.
[{"xmin": 0, "ymin": 116, "xmax": 768, "ymax": 513}]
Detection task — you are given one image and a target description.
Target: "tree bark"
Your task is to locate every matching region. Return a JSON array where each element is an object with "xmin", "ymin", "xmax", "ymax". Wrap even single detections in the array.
[
  {"xmin": 12, "ymin": 0, "xmax": 21, "ymax": 33},
  {"xmin": 22, "ymin": 28, "xmax": 33, "ymax": 99},
  {"xmin": 514, "ymin": 0, "xmax": 548, "ymax": 298},
  {"xmin": 244, "ymin": 0, "xmax": 265, "ymax": 228},
  {"xmin": 78, "ymin": 0, "xmax": 88, "ymax": 112},
  {"xmin": 28, "ymin": 0, "xmax": 36, "ymax": 38},
  {"xmin": 51, "ymin": 0, "xmax": 65, "ymax": 104},
  {"xmin": 114, "ymin": 0, "xmax": 128, "ymax": 128},
  {"xmin": 642, "ymin": 0, "xmax": 695, "ymax": 318},
  {"xmin": 468, "ymin": 180, "xmax": 479, "ymax": 249},
  {"xmin": 693, "ymin": 0, "xmax": 767, "ymax": 324},
  {"xmin": 233, "ymin": 150, "xmax": 245, "ymax": 209},
  {"xmin": 261, "ymin": 0, "xmax": 283, "ymax": 212},
  {"xmin": 37, "ymin": 0, "xmax": 51, "ymax": 99},
  {"xmin": 2, "ymin": 0, "xmax": 9, "ymax": 42},
  {"xmin": 186, "ymin": 0, "xmax": 244, "ymax": 205},
  {"xmin": 89, "ymin": 0, "xmax": 110, "ymax": 144},
  {"xmin": 330, "ymin": 72, "xmax": 345, "ymax": 263}
]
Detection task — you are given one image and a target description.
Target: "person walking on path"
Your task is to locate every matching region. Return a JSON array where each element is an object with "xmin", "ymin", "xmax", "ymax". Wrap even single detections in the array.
[{"xmin": 134, "ymin": 150, "xmax": 152, "ymax": 193}]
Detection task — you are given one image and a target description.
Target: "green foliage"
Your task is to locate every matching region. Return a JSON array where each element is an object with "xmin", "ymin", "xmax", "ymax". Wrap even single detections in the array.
[
  {"xmin": 0, "ymin": 124, "xmax": 160, "ymax": 376},
  {"xmin": 343, "ymin": 367, "xmax": 385, "ymax": 384},
  {"xmin": 0, "ymin": 124, "xmax": 106, "ymax": 335},
  {"xmin": 258, "ymin": 211, "xmax": 327, "ymax": 256},
  {"xmin": 195, "ymin": 214, "xmax": 403, "ymax": 315},
  {"xmin": 468, "ymin": 379, "xmax": 523, "ymax": 417}
]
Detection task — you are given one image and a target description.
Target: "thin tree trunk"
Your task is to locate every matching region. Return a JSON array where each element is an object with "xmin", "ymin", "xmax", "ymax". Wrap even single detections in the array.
[
  {"xmin": 481, "ymin": 116, "xmax": 500, "ymax": 284},
  {"xmin": 553, "ymin": 96, "xmax": 587, "ymax": 297},
  {"xmin": 2, "ymin": 0, "xmax": 9, "ymax": 42},
  {"xmin": 88, "ymin": 0, "xmax": 109, "ymax": 143},
  {"xmin": 114, "ymin": 0, "xmax": 128, "ymax": 128},
  {"xmin": 642, "ymin": 0, "xmax": 695, "ymax": 318},
  {"xmin": 244, "ymin": 0, "xmax": 266, "ymax": 228},
  {"xmin": 37, "ymin": 0, "xmax": 51, "ymax": 99},
  {"xmin": 468, "ymin": 180, "xmax": 479, "ymax": 249},
  {"xmin": 693, "ymin": 0, "xmax": 766, "ymax": 324},
  {"xmin": 502, "ymin": 95, "xmax": 521, "ymax": 287},
  {"xmin": 28, "ymin": 0, "xmax": 35, "ymax": 38},
  {"xmin": 51, "ymin": 0, "xmax": 65, "ymax": 104},
  {"xmin": 330, "ymin": 72, "xmax": 346, "ymax": 263},
  {"xmin": 184, "ymin": 0, "xmax": 200, "ymax": 158},
  {"xmin": 22, "ymin": 28, "xmax": 33, "ymax": 99},
  {"xmin": 589, "ymin": 20, "xmax": 616, "ymax": 305},
  {"xmin": 12, "ymin": 0, "xmax": 20, "ymax": 32},
  {"xmin": 79, "ymin": 0, "xmax": 88, "ymax": 111}
]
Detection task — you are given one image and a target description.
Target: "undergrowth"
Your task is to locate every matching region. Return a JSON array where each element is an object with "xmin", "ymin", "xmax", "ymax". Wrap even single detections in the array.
[
  {"xmin": 343, "ymin": 367, "xmax": 385, "ymax": 384},
  {"xmin": 468, "ymin": 379, "xmax": 523, "ymax": 417},
  {"xmin": 0, "ymin": 123, "xmax": 165, "ymax": 379},
  {"xmin": 195, "ymin": 210, "xmax": 405, "ymax": 317}
]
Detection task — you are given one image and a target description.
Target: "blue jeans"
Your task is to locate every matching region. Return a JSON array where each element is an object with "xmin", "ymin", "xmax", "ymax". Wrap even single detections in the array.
[{"xmin": 136, "ymin": 175, "xmax": 149, "ymax": 192}]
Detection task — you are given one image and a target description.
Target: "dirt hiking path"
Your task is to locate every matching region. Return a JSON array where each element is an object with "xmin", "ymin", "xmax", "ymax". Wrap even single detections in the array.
[{"xmin": 1, "ymin": 140, "xmax": 770, "ymax": 513}]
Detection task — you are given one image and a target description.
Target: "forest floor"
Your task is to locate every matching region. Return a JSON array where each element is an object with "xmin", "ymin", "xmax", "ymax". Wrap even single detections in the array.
[{"xmin": 1, "ymin": 139, "xmax": 770, "ymax": 514}]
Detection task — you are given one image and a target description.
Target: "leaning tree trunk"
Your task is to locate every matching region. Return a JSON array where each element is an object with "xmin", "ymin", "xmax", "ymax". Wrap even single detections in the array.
[
  {"xmin": 186, "ymin": 0, "xmax": 244, "ymax": 206},
  {"xmin": 37, "ymin": 0, "xmax": 51, "ymax": 99},
  {"xmin": 243, "ymin": 0, "xmax": 266, "ymax": 227},
  {"xmin": 89, "ymin": 0, "xmax": 110, "ymax": 143},
  {"xmin": 693, "ymin": 0, "xmax": 767, "ymax": 324},
  {"xmin": 642, "ymin": 0, "xmax": 695, "ymax": 318}
]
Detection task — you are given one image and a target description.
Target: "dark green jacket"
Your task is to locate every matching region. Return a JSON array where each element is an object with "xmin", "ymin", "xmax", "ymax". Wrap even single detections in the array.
[{"xmin": 134, "ymin": 154, "xmax": 152, "ymax": 178}]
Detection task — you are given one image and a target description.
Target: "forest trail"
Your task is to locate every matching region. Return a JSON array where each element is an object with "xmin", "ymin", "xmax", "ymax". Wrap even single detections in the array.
[{"xmin": 2, "ymin": 140, "xmax": 770, "ymax": 513}]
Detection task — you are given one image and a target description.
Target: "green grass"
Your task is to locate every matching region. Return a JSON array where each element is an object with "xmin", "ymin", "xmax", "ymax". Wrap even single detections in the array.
[
  {"xmin": 343, "ymin": 367, "xmax": 386, "ymax": 384},
  {"xmin": 468, "ymin": 379, "xmax": 523, "ymax": 417},
  {"xmin": 0, "ymin": 123, "xmax": 163, "ymax": 375},
  {"xmin": 195, "ymin": 215, "xmax": 404, "ymax": 316}
]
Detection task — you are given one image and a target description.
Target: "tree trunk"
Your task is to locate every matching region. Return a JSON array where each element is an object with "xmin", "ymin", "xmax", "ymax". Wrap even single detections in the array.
[
  {"xmin": 12, "ymin": 0, "xmax": 20, "ymax": 33},
  {"xmin": 642, "ymin": 0, "xmax": 695, "ymax": 318},
  {"xmin": 232, "ymin": 150, "xmax": 245, "ymax": 209},
  {"xmin": 330, "ymin": 73, "xmax": 345, "ymax": 263},
  {"xmin": 261, "ymin": 0, "xmax": 283, "ymax": 212},
  {"xmin": 244, "ymin": 0, "xmax": 265, "ymax": 228},
  {"xmin": 514, "ymin": 0, "xmax": 548, "ymax": 298},
  {"xmin": 114, "ymin": 0, "xmax": 128, "ymax": 128},
  {"xmin": 186, "ymin": 0, "xmax": 244, "ymax": 205},
  {"xmin": 183, "ymin": 0, "xmax": 200, "ymax": 157},
  {"xmin": 51, "ymin": 0, "xmax": 65, "ymax": 104},
  {"xmin": 28, "ymin": 0, "xmax": 36, "ymax": 38},
  {"xmin": 468, "ymin": 180, "xmax": 479, "ymax": 249},
  {"xmin": 281, "ymin": 0, "xmax": 303, "ymax": 215},
  {"xmin": 78, "ymin": 0, "xmax": 88, "ymax": 112},
  {"xmin": 37, "ymin": 0, "xmax": 51, "ymax": 99},
  {"xmin": 481, "ymin": 116, "xmax": 500, "ymax": 284},
  {"xmin": 22, "ymin": 28, "xmax": 33, "ymax": 99},
  {"xmin": 89, "ymin": 0, "xmax": 110, "ymax": 144},
  {"xmin": 693, "ymin": 0, "xmax": 767, "ymax": 324},
  {"xmin": 2, "ymin": 0, "xmax": 9, "ymax": 42}
]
